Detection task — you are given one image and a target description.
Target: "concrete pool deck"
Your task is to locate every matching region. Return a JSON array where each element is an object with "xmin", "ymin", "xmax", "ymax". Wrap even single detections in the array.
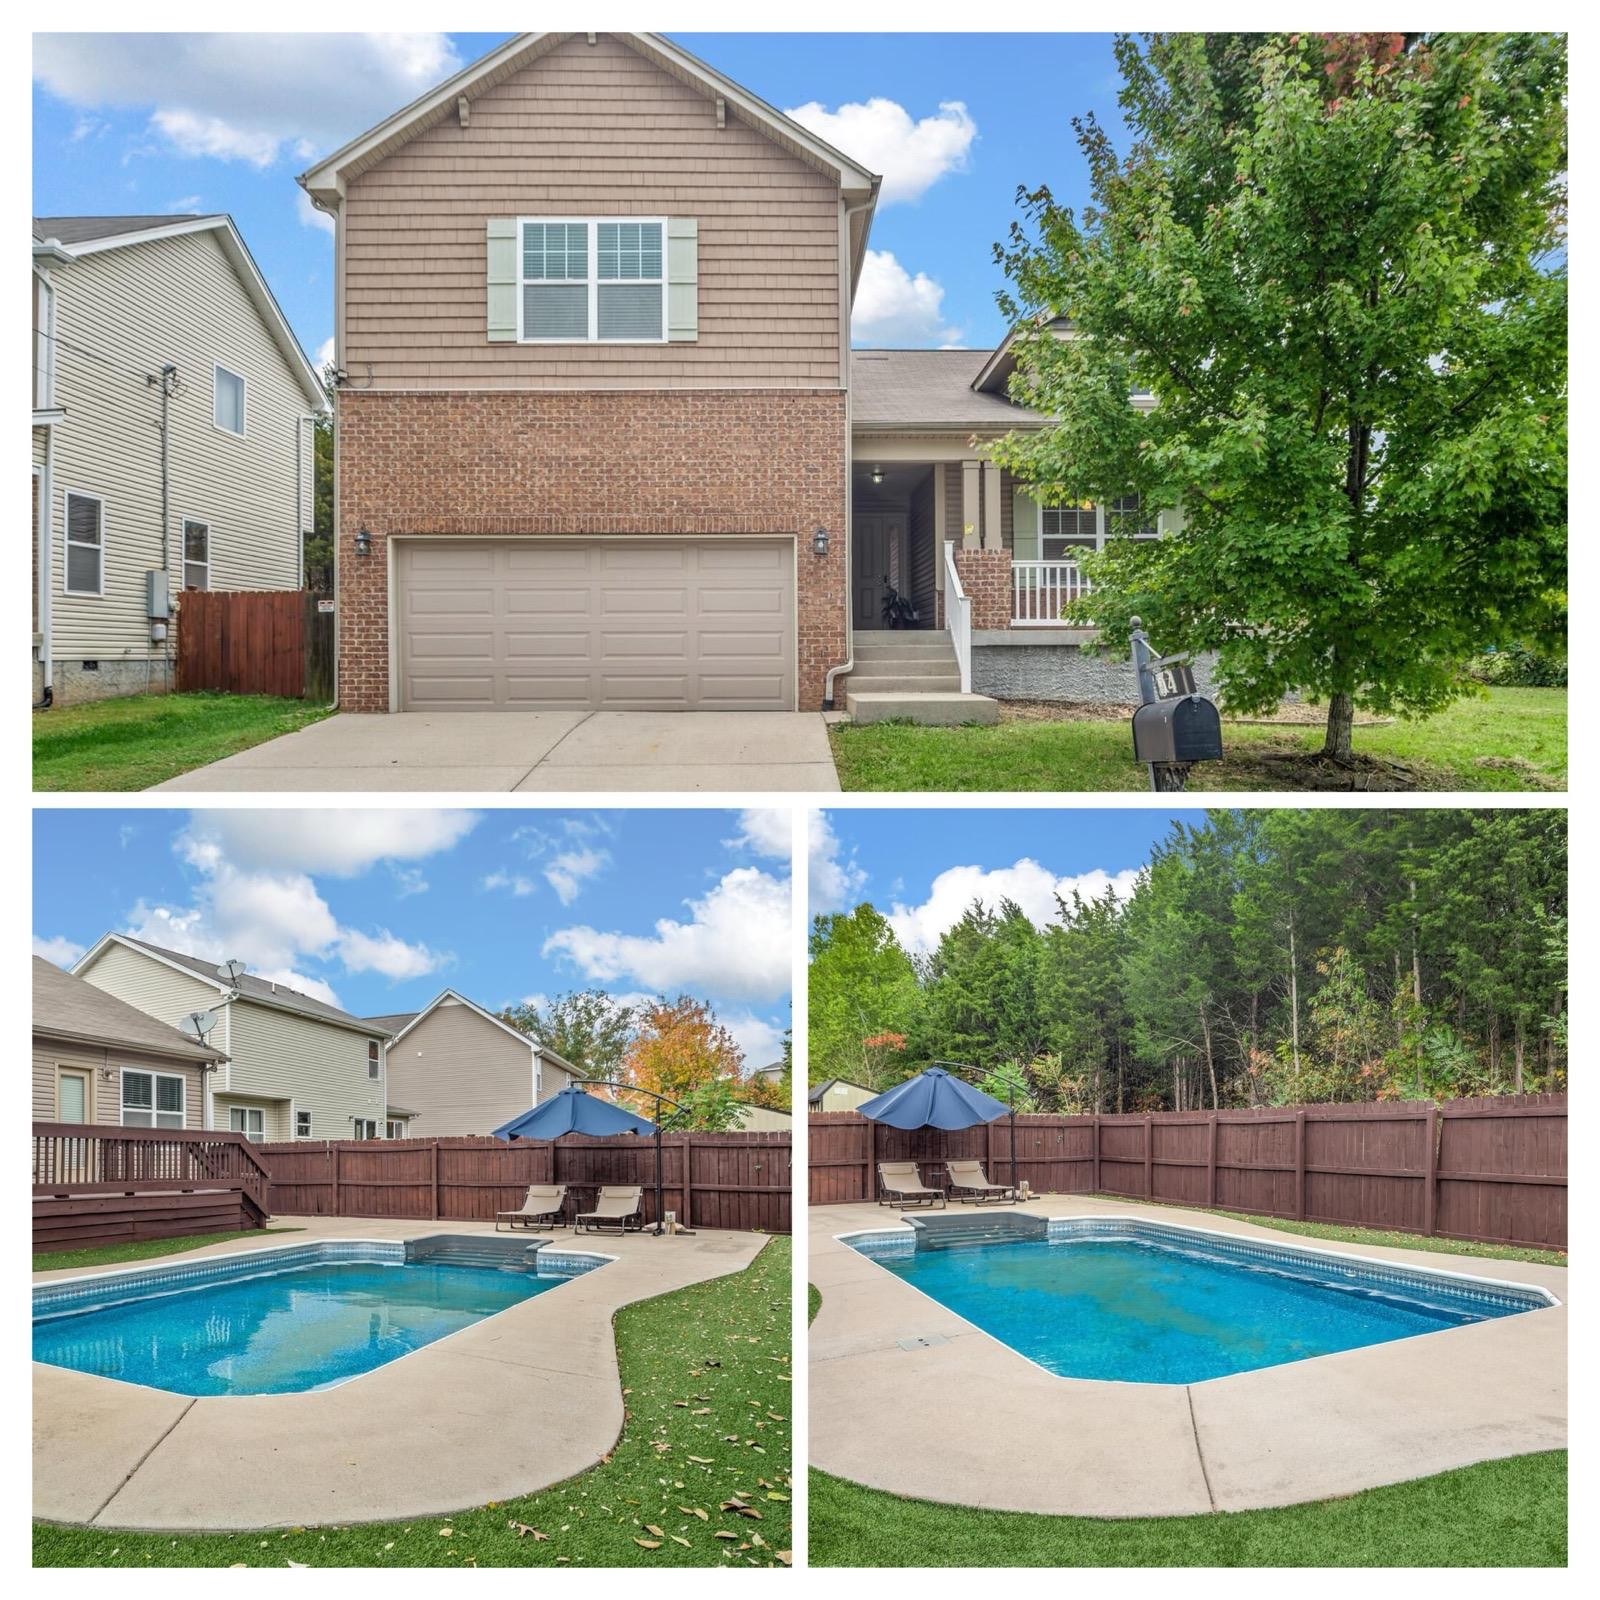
[
  {"xmin": 34, "ymin": 1215, "xmax": 768, "ymax": 1531},
  {"xmin": 809, "ymin": 1195, "xmax": 1566, "ymax": 1517}
]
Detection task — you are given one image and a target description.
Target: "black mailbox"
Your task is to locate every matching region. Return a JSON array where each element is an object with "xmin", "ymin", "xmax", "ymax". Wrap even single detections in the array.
[{"xmin": 1131, "ymin": 696, "xmax": 1223, "ymax": 764}]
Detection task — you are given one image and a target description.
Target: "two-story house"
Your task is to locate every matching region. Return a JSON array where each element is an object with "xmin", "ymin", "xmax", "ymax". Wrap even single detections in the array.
[
  {"xmin": 366, "ymin": 989, "xmax": 579, "ymax": 1138},
  {"xmin": 72, "ymin": 934, "xmax": 403, "ymax": 1140},
  {"xmin": 298, "ymin": 32, "xmax": 1170, "ymax": 727},
  {"xmin": 31, "ymin": 214, "xmax": 328, "ymax": 705}
]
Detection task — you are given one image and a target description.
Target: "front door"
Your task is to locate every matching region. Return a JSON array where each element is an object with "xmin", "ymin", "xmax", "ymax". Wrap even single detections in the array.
[{"xmin": 854, "ymin": 513, "xmax": 906, "ymax": 628}]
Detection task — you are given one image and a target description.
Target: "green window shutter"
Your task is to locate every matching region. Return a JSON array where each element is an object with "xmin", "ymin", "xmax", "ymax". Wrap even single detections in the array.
[
  {"xmin": 1011, "ymin": 488, "xmax": 1040, "ymax": 560},
  {"xmin": 486, "ymin": 218, "xmax": 518, "ymax": 342},
  {"xmin": 666, "ymin": 218, "xmax": 698, "ymax": 342}
]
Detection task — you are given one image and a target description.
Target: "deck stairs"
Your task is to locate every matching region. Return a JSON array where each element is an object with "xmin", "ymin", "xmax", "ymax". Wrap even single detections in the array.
[
  {"xmin": 907, "ymin": 1211, "xmax": 1049, "ymax": 1251},
  {"xmin": 843, "ymin": 632, "xmax": 999, "ymax": 726}
]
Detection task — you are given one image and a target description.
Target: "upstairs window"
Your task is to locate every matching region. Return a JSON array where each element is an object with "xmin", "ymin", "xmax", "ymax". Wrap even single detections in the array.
[
  {"xmin": 214, "ymin": 364, "xmax": 246, "ymax": 435},
  {"xmin": 520, "ymin": 219, "xmax": 665, "ymax": 343},
  {"xmin": 182, "ymin": 519, "xmax": 210, "ymax": 590},
  {"xmin": 367, "ymin": 1040, "xmax": 381, "ymax": 1079}
]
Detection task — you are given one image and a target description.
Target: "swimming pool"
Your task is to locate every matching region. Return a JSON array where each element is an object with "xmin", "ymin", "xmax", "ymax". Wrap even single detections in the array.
[
  {"xmin": 842, "ymin": 1216, "xmax": 1555, "ymax": 1384},
  {"xmin": 32, "ymin": 1237, "xmax": 609, "ymax": 1396}
]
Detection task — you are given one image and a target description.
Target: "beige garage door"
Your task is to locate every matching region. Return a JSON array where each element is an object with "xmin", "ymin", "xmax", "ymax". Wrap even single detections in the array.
[{"xmin": 395, "ymin": 538, "xmax": 795, "ymax": 711}]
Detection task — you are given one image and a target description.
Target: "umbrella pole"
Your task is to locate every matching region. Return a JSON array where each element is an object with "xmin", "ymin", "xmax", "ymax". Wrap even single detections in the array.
[
  {"xmin": 1010, "ymin": 1101, "xmax": 1018, "ymax": 1193},
  {"xmin": 654, "ymin": 1117, "xmax": 664, "ymax": 1237}
]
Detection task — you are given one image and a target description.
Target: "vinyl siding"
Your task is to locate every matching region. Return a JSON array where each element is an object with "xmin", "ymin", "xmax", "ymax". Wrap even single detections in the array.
[
  {"xmin": 32, "ymin": 1037, "xmax": 205, "ymax": 1128},
  {"xmin": 77, "ymin": 943, "xmax": 222, "ymax": 1036},
  {"xmin": 43, "ymin": 227, "xmax": 309, "ymax": 663},
  {"xmin": 384, "ymin": 1000, "xmax": 540, "ymax": 1137},
  {"xmin": 340, "ymin": 33, "xmax": 843, "ymax": 391},
  {"xmin": 225, "ymin": 1001, "xmax": 386, "ymax": 1142}
]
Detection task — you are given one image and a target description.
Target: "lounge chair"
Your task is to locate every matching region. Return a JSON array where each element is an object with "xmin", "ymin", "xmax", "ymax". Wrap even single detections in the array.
[
  {"xmin": 877, "ymin": 1161, "xmax": 944, "ymax": 1209},
  {"xmin": 946, "ymin": 1159, "xmax": 1015, "ymax": 1205},
  {"xmin": 575, "ymin": 1185, "xmax": 645, "ymax": 1234},
  {"xmin": 496, "ymin": 1184, "xmax": 567, "ymax": 1231}
]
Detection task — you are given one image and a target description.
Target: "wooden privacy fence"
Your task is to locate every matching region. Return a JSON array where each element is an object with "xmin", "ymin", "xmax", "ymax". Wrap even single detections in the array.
[
  {"xmin": 32, "ymin": 1122, "xmax": 273, "ymax": 1253},
  {"xmin": 175, "ymin": 588, "xmax": 333, "ymax": 699},
  {"xmin": 255, "ymin": 1132, "xmax": 792, "ymax": 1234},
  {"xmin": 809, "ymin": 1092, "xmax": 1566, "ymax": 1251}
]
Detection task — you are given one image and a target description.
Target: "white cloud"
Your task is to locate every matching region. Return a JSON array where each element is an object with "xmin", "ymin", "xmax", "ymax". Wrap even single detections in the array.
[
  {"xmin": 724, "ymin": 1010, "xmax": 787, "ymax": 1073},
  {"xmin": 783, "ymin": 97, "xmax": 976, "ymax": 204},
  {"xmin": 297, "ymin": 189, "xmax": 336, "ymax": 236},
  {"xmin": 483, "ymin": 870, "xmax": 538, "ymax": 897},
  {"xmin": 34, "ymin": 32, "xmax": 461, "ymax": 168},
  {"xmin": 335, "ymin": 928, "xmax": 445, "ymax": 982},
  {"xmin": 182, "ymin": 809, "xmax": 477, "ymax": 876},
  {"xmin": 543, "ymin": 867, "xmax": 790, "ymax": 1003},
  {"xmin": 852, "ymin": 250, "xmax": 962, "ymax": 347},
  {"xmin": 888, "ymin": 860, "xmax": 1142, "ymax": 956},
  {"xmin": 809, "ymin": 811, "xmax": 867, "ymax": 915},
  {"xmin": 33, "ymin": 934, "xmax": 86, "ymax": 967},
  {"xmin": 390, "ymin": 865, "xmax": 428, "ymax": 898},
  {"xmin": 728, "ymin": 809, "xmax": 791, "ymax": 860},
  {"xmin": 544, "ymin": 847, "xmax": 610, "ymax": 906},
  {"xmin": 315, "ymin": 337, "xmax": 335, "ymax": 370},
  {"xmin": 166, "ymin": 194, "xmax": 202, "ymax": 212}
]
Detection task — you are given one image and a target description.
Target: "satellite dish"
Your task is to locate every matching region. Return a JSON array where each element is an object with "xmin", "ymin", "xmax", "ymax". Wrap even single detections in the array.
[
  {"xmin": 217, "ymin": 958, "xmax": 246, "ymax": 987},
  {"xmin": 180, "ymin": 1009, "xmax": 218, "ymax": 1042}
]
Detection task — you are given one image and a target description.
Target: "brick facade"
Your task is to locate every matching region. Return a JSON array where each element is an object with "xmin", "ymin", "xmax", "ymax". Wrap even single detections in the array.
[
  {"xmin": 336, "ymin": 388, "xmax": 847, "ymax": 712},
  {"xmin": 953, "ymin": 547, "xmax": 1012, "ymax": 633}
]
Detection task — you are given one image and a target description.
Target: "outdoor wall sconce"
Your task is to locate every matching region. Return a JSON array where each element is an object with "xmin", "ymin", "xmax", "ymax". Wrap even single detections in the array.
[
  {"xmin": 870, "ymin": 465, "xmax": 885, "ymax": 485},
  {"xmin": 354, "ymin": 527, "xmax": 372, "ymax": 557},
  {"xmin": 812, "ymin": 526, "xmax": 830, "ymax": 556}
]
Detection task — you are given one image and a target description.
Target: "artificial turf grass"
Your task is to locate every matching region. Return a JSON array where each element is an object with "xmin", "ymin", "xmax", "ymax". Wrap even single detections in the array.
[
  {"xmin": 32, "ymin": 1234, "xmax": 791, "ymax": 1569},
  {"xmin": 809, "ymin": 1451, "xmax": 1567, "ymax": 1567},
  {"xmin": 829, "ymin": 686, "xmax": 1566, "ymax": 792},
  {"xmin": 33, "ymin": 1228, "xmax": 305, "ymax": 1274},
  {"xmin": 33, "ymin": 692, "xmax": 333, "ymax": 792}
]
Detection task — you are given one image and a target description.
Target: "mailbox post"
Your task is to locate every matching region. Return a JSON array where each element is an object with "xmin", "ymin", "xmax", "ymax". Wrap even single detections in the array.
[{"xmin": 1129, "ymin": 617, "xmax": 1223, "ymax": 791}]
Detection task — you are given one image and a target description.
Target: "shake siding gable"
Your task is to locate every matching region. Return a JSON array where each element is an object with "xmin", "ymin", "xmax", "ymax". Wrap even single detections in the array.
[
  {"xmin": 225, "ymin": 1001, "xmax": 384, "ymax": 1144},
  {"xmin": 46, "ymin": 228, "xmax": 308, "ymax": 666},
  {"xmin": 385, "ymin": 1001, "xmax": 538, "ymax": 1138},
  {"xmin": 340, "ymin": 33, "xmax": 842, "ymax": 390}
]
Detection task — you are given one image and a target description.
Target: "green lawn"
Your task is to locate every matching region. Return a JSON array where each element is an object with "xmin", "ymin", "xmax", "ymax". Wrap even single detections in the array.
[
  {"xmin": 830, "ymin": 687, "xmax": 1566, "ymax": 792},
  {"xmin": 34, "ymin": 1235, "xmax": 791, "ymax": 1569},
  {"xmin": 33, "ymin": 1229, "xmax": 304, "ymax": 1275},
  {"xmin": 34, "ymin": 693, "xmax": 332, "ymax": 792},
  {"xmin": 810, "ymin": 1453, "xmax": 1567, "ymax": 1567}
]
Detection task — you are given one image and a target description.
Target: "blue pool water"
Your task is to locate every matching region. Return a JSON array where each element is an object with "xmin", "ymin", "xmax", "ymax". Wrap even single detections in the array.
[
  {"xmin": 847, "ymin": 1222, "xmax": 1549, "ymax": 1384},
  {"xmin": 34, "ymin": 1246, "xmax": 595, "ymax": 1396}
]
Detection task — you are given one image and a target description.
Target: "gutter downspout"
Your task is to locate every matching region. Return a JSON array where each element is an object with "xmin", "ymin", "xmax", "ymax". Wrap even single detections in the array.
[
  {"xmin": 35, "ymin": 425, "xmax": 54, "ymax": 708},
  {"xmin": 822, "ymin": 187, "xmax": 879, "ymax": 711},
  {"xmin": 155, "ymin": 363, "xmax": 177, "ymax": 691}
]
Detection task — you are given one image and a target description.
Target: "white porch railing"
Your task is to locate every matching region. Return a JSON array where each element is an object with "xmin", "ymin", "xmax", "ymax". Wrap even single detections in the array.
[
  {"xmin": 942, "ymin": 540, "xmax": 972, "ymax": 693},
  {"xmin": 1012, "ymin": 559, "xmax": 1091, "ymax": 626}
]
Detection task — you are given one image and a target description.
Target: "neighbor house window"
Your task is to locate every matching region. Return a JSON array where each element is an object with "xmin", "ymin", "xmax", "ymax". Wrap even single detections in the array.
[
  {"xmin": 520, "ymin": 219, "xmax": 665, "ymax": 343},
  {"xmin": 1106, "ymin": 493, "xmax": 1158, "ymax": 540},
  {"xmin": 1040, "ymin": 503, "xmax": 1097, "ymax": 559},
  {"xmin": 385, "ymin": 1120, "xmax": 407, "ymax": 1140},
  {"xmin": 123, "ymin": 1070, "xmax": 184, "ymax": 1129},
  {"xmin": 229, "ymin": 1106, "xmax": 265, "ymax": 1141},
  {"xmin": 182, "ymin": 519, "xmax": 210, "ymax": 590},
  {"xmin": 367, "ymin": 1041, "xmax": 380, "ymax": 1079},
  {"xmin": 63, "ymin": 491, "xmax": 104, "ymax": 595},
  {"xmin": 352, "ymin": 1119, "xmax": 379, "ymax": 1140},
  {"xmin": 294, "ymin": 1110, "xmax": 312, "ymax": 1139},
  {"xmin": 213, "ymin": 364, "xmax": 246, "ymax": 435}
]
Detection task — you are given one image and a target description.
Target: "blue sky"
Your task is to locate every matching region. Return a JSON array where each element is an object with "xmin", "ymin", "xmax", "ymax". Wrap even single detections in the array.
[
  {"xmin": 811, "ymin": 808, "xmax": 1201, "ymax": 955},
  {"xmin": 33, "ymin": 807, "xmax": 792, "ymax": 1067},
  {"xmin": 31, "ymin": 31, "xmax": 1125, "ymax": 363}
]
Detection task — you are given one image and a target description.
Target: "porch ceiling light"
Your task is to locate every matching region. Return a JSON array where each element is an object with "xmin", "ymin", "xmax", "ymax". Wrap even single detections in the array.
[
  {"xmin": 870, "ymin": 465, "xmax": 885, "ymax": 485},
  {"xmin": 354, "ymin": 526, "xmax": 372, "ymax": 557},
  {"xmin": 813, "ymin": 526, "xmax": 830, "ymax": 556}
]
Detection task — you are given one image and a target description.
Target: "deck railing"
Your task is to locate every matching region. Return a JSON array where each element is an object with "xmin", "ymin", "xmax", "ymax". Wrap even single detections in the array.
[
  {"xmin": 1012, "ymin": 559, "xmax": 1091, "ymax": 626},
  {"xmin": 942, "ymin": 540, "xmax": 972, "ymax": 692},
  {"xmin": 32, "ymin": 1122, "xmax": 273, "ymax": 1213}
]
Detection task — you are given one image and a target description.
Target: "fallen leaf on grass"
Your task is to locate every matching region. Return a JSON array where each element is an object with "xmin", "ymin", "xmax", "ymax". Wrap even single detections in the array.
[
  {"xmin": 670, "ymin": 1535, "xmax": 692, "ymax": 1547},
  {"xmin": 634, "ymin": 1539, "xmax": 662, "ymax": 1551},
  {"xmin": 680, "ymin": 1506, "xmax": 709, "ymax": 1520},
  {"xmin": 508, "ymin": 1523, "xmax": 549, "ymax": 1541}
]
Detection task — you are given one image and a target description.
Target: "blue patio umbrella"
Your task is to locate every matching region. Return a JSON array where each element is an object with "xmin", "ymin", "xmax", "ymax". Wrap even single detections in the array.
[
  {"xmin": 857, "ymin": 1065, "xmax": 1019, "ymax": 1195},
  {"xmin": 492, "ymin": 1083, "xmax": 675, "ymax": 1235}
]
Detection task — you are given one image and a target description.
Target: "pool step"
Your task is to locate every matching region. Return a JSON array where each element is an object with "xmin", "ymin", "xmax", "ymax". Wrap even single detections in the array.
[
  {"xmin": 405, "ymin": 1233, "xmax": 548, "ymax": 1271},
  {"xmin": 907, "ymin": 1211, "xmax": 1050, "ymax": 1250}
]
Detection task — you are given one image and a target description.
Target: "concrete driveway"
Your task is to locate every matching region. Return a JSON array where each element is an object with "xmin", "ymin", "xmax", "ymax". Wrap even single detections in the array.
[{"xmin": 152, "ymin": 710, "xmax": 839, "ymax": 792}]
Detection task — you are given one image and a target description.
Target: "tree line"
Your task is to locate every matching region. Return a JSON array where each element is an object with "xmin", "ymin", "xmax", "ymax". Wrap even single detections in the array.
[{"xmin": 808, "ymin": 810, "xmax": 1566, "ymax": 1113}]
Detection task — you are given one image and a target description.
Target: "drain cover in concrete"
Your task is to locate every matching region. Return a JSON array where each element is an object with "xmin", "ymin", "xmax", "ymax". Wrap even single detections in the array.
[{"xmin": 896, "ymin": 1334, "xmax": 951, "ymax": 1351}]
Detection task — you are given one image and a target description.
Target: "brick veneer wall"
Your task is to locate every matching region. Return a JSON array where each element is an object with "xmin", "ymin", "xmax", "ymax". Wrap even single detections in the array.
[
  {"xmin": 953, "ymin": 548, "xmax": 1012, "ymax": 633},
  {"xmin": 336, "ymin": 389, "xmax": 847, "ymax": 712}
]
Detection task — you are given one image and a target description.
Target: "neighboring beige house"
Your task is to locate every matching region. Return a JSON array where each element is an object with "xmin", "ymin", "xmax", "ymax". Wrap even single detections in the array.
[
  {"xmin": 295, "ymin": 32, "xmax": 1169, "ymax": 725},
  {"xmin": 809, "ymin": 1078, "xmax": 877, "ymax": 1113},
  {"xmin": 33, "ymin": 954, "xmax": 227, "ymax": 1128},
  {"xmin": 371, "ymin": 989, "xmax": 579, "ymax": 1138},
  {"xmin": 73, "ymin": 934, "xmax": 400, "ymax": 1141},
  {"xmin": 732, "ymin": 1102, "xmax": 792, "ymax": 1133},
  {"xmin": 31, "ymin": 214, "xmax": 327, "ymax": 704}
]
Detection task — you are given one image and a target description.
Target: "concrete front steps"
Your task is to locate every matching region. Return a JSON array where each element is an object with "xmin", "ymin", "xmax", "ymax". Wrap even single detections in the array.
[{"xmin": 842, "ymin": 631, "xmax": 1000, "ymax": 726}]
